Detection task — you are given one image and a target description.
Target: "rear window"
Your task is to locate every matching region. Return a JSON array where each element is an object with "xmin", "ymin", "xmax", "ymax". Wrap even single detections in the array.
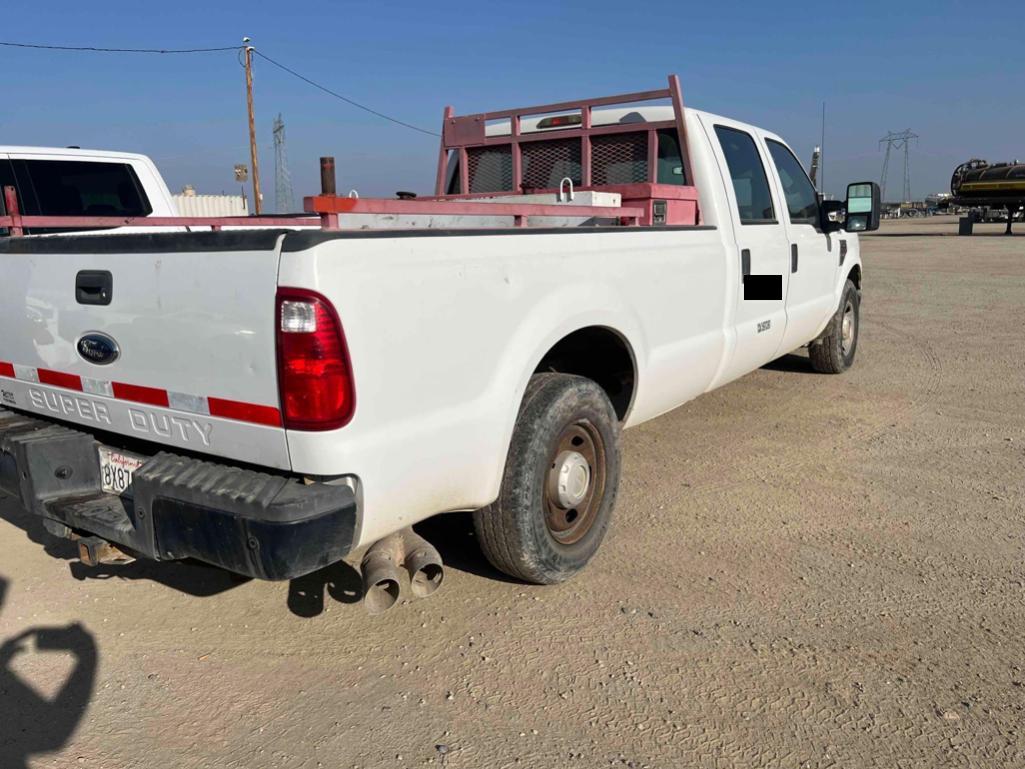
[{"xmin": 12, "ymin": 159, "xmax": 152, "ymax": 234}]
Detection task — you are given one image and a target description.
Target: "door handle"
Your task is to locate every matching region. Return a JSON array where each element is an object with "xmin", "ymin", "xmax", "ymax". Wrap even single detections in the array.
[
  {"xmin": 75, "ymin": 270, "xmax": 113, "ymax": 306},
  {"xmin": 741, "ymin": 248, "xmax": 751, "ymax": 276},
  {"xmin": 790, "ymin": 244, "xmax": 798, "ymax": 273}
]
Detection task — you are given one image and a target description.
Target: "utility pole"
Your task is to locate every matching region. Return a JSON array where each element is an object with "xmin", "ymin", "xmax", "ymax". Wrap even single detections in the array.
[{"xmin": 243, "ymin": 37, "xmax": 262, "ymax": 214}]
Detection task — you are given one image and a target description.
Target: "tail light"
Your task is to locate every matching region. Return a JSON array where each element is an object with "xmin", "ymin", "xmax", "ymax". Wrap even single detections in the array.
[{"xmin": 276, "ymin": 288, "xmax": 355, "ymax": 430}]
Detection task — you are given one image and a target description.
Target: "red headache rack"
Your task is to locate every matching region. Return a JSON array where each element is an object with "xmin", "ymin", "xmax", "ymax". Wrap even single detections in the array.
[{"xmin": 0, "ymin": 74, "xmax": 699, "ymax": 236}]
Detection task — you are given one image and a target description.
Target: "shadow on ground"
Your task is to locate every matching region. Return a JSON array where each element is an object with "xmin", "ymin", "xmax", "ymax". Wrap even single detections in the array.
[
  {"xmin": 1, "ymin": 491, "xmax": 512, "ymax": 621},
  {"xmin": 0, "ymin": 575, "xmax": 97, "ymax": 769},
  {"xmin": 0, "ymin": 500, "xmax": 248, "ymax": 598},
  {"xmin": 762, "ymin": 351, "xmax": 820, "ymax": 374}
]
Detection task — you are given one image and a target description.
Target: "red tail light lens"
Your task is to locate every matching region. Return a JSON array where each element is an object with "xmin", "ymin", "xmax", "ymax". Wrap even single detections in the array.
[{"xmin": 276, "ymin": 288, "xmax": 355, "ymax": 430}]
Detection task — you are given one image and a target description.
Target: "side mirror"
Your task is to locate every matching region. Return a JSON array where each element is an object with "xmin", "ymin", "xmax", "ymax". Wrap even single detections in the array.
[
  {"xmin": 844, "ymin": 181, "xmax": 881, "ymax": 232},
  {"xmin": 819, "ymin": 199, "xmax": 844, "ymax": 233}
]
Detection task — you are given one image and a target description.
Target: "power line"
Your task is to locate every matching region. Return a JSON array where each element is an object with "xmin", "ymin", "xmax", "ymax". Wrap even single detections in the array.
[
  {"xmin": 0, "ymin": 38, "xmax": 439, "ymax": 138},
  {"xmin": 0, "ymin": 40, "xmax": 240, "ymax": 54},
  {"xmin": 252, "ymin": 50, "xmax": 439, "ymax": 137}
]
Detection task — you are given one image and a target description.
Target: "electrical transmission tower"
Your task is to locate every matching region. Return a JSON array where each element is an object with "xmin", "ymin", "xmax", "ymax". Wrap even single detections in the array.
[
  {"xmin": 272, "ymin": 113, "xmax": 295, "ymax": 213},
  {"xmin": 879, "ymin": 129, "xmax": 918, "ymax": 204}
]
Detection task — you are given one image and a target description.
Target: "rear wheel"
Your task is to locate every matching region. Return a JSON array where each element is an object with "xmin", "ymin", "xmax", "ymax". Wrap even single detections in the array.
[
  {"xmin": 474, "ymin": 373, "xmax": 621, "ymax": 584},
  {"xmin": 809, "ymin": 279, "xmax": 860, "ymax": 374}
]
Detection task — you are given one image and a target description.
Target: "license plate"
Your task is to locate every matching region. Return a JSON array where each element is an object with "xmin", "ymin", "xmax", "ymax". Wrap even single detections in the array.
[{"xmin": 98, "ymin": 447, "xmax": 146, "ymax": 495}]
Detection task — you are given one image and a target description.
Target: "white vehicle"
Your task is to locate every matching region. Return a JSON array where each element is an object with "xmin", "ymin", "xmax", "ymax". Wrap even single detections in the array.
[
  {"xmin": 0, "ymin": 77, "xmax": 879, "ymax": 611},
  {"xmin": 0, "ymin": 146, "xmax": 177, "ymax": 235}
]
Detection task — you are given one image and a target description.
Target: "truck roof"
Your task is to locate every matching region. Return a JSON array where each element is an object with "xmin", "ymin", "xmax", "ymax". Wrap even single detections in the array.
[{"xmin": 0, "ymin": 145, "xmax": 153, "ymax": 163}]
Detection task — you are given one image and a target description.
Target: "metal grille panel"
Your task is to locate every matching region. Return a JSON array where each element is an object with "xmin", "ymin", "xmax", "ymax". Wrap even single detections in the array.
[
  {"xmin": 522, "ymin": 139, "xmax": 581, "ymax": 190},
  {"xmin": 467, "ymin": 147, "xmax": 513, "ymax": 193},
  {"xmin": 591, "ymin": 132, "xmax": 649, "ymax": 185}
]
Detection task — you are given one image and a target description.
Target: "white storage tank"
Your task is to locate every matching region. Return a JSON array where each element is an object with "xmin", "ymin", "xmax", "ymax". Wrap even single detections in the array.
[{"xmin": 172, "ymin": 186, "xmax": 249, "ymax": 217}]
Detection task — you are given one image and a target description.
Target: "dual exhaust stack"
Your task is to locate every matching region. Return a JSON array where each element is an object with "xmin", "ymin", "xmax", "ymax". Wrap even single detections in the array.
[{"xmin": 360, "ymin": 528, "xmax": 444, "ymax": 614}]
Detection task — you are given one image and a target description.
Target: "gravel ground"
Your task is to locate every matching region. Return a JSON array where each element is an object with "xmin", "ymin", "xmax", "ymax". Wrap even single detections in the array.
[{"xmin": 1, "ymin": 216, "xmax": 1023, "ymax": 769}]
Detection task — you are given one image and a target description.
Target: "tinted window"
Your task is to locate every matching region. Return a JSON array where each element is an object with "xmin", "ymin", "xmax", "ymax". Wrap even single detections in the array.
[
  {"xmin": 767, "ymin": 140, "xmax": 818, "ymax": 224},
  {"xmin": 656, "ymin": 129, "xmax": 687, "ymax": 185},
  {"xmin": 714, "ymin": 126, "xmax": 775, "ymax": 224},
  {"xmin": 17, "ymin": 160, "xmax": 152, "ymax": 218}
]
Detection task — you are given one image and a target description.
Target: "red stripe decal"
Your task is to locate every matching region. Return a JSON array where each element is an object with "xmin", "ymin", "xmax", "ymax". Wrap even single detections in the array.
[
  {"xmin": 5, "ymin": 360, "xmax": 278, "ymax": 428},
  {"xmin": 208, "ymin": 397, "xmax": 282, "ymax": 428},
  {"xmin": 112, "ymin": 381, "xmax": 170, "ymax": 407},
  {"xmin": 37, "ymin": 368, "xmax": 83, "ymax": 391}
]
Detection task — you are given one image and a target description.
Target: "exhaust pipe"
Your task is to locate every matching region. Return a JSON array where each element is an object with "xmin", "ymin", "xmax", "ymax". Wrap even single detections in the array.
[
  {"xmin": 360, "ymin": 528, "xmax": 444, "ymax": 614},
  {"xmin": 401, "ymin": 529, "xmax": 444, "ymax": 599}
]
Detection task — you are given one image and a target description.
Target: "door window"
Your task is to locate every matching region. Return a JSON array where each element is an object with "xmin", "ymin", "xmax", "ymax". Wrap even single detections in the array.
[
  {"xmin": 714, "ymin": 126, "xmax": 775, "ymax": 224},
  {"xmin": 766, "ymin": 140, "xmax": 819, "ymax": 225}
]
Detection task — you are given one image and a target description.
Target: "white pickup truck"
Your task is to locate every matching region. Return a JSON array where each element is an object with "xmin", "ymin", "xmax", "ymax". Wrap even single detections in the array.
[
  {"xmin": 0, "ymin": 146, "xmax": 178, "ymax": 235},
  {"xmin": 0, "ymin": 77, "xmax": 879, "ymax": 611}
]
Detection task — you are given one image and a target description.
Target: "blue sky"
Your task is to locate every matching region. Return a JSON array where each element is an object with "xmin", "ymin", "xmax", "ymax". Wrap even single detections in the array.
[{"xmin": 2, "ymin": 0, "xmax": 1021, "ymax": 206}]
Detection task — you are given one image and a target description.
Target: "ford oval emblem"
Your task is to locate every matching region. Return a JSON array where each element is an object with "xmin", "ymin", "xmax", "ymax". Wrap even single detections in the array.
[{"xmin": 77, "ymin": 333, "xmax": 120, "ymax": 366}]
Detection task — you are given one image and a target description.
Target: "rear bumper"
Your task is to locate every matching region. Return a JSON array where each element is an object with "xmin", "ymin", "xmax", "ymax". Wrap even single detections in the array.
[{"xmin": 0, "ymin": 407, "xmax": 357, "ymax": 580}]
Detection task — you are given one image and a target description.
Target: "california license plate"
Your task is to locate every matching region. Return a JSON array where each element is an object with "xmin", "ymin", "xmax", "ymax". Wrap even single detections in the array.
[{"xmin": 98, "ymin": 447, "xmax": 146, "ymax": 495}]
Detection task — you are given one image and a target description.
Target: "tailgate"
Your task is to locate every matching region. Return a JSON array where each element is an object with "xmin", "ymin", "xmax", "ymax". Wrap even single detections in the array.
[{"xmin": 0, "ymin": 231, "xmax": 291, "ymax": 470}]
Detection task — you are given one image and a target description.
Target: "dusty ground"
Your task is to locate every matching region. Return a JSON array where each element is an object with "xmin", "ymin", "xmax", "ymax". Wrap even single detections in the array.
[{"xmin": 2, "ymin": 215, "xmax": 1023, "ymax": 769}]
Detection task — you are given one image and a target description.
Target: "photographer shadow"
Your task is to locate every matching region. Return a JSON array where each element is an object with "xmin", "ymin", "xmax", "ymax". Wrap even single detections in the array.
[{"xmin": 0, "ymin": 576, "xmax": 98, "ymax": 769}]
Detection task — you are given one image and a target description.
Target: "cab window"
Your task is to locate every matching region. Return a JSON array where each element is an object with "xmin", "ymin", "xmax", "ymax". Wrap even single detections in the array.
[
  {"xmin": 656, "ymin": 129, "xmax": 687, "ymax": 185},
  {"xmin": 766, "ymin": 140, "xmax": 818, "ymax": 225},
  {"xmin": 714, "ymin": 126, "xmax": 775, "ymax": 224}
]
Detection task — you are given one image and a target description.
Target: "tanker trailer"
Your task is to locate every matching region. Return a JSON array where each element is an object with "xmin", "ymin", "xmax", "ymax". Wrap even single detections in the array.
[{"xmin": 950, "ymin": 159, "xmax": 1025, "ymax": 234}]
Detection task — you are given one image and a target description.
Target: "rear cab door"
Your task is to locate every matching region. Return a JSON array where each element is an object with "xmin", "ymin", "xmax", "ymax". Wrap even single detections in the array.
[
  {"xmin": 701, "ymin": 115, "xmax": 790, "ymax": 380},
  {"xmin": 761, "ymin": 135, "xmax": 838, "ymax": 351}
]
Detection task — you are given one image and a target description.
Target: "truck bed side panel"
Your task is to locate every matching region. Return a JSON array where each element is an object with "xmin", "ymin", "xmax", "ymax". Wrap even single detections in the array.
[{"xmin": 278, "ymin": 226, "xmax": 728, "ymax": 545}]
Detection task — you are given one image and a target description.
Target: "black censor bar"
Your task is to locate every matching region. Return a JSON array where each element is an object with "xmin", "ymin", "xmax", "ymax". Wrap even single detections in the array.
[{"xmin": 743, "ymin": 274, "xmax": 783, "ymax": 301}]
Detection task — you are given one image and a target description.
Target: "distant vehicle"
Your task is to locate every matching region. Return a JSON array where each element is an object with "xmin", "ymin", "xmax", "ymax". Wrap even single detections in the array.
[
  {"xmin": 0, "ymin": 146, "xmax": 177, "ymax": 235},
  {"xmin": 969, "ymin": 206, "xmax": 1023, "ymax": 223},
  {"xmin": 0, "ymin": 76, "xmax": 879, "ymax": 610}
]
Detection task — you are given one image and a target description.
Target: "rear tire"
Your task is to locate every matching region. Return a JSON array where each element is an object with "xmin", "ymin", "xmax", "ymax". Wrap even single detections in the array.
[
  {"xmin": 474, "ymin": 373, "xmax": 621, "ymax": 584},
  {"xmin": 809, "ymin": 279, "xmax": 860, "ymax": 374}
]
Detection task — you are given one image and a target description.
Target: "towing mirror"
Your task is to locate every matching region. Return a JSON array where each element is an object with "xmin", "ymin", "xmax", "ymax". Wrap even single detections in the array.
[{"xmin": 844, "ymin": 181, "xmax": 881, "ymax": 232}]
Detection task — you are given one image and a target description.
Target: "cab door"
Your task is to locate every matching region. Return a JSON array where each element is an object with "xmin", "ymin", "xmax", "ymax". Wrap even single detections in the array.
[
  {"xmin": 704, "ymin": 119, "xmax": 791, "ymax": 382},
  {"xmin": 763, "ymin": 137, "xmax": 837, "ymax": 352}
]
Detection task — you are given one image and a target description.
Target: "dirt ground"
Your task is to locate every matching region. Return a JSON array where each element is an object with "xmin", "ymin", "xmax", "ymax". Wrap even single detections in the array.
[{"xmin": 2, "ymin": 216, "xmax": 1023, "ymax": 769}]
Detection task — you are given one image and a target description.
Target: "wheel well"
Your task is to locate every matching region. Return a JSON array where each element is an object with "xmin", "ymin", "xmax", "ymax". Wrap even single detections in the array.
[
  {"xmin": 534, "ymin": 327, "xmax": 636, "ymax": 421},
  {"xmin": 847, "ymin": 264, "xmax": 862, "ymax": 291}
]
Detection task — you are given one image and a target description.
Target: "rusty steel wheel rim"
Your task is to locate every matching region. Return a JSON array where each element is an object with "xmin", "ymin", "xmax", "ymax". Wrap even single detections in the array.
[{"xmin": 543, "ymin": 420, "xmax": 606, "ymax": 545}]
